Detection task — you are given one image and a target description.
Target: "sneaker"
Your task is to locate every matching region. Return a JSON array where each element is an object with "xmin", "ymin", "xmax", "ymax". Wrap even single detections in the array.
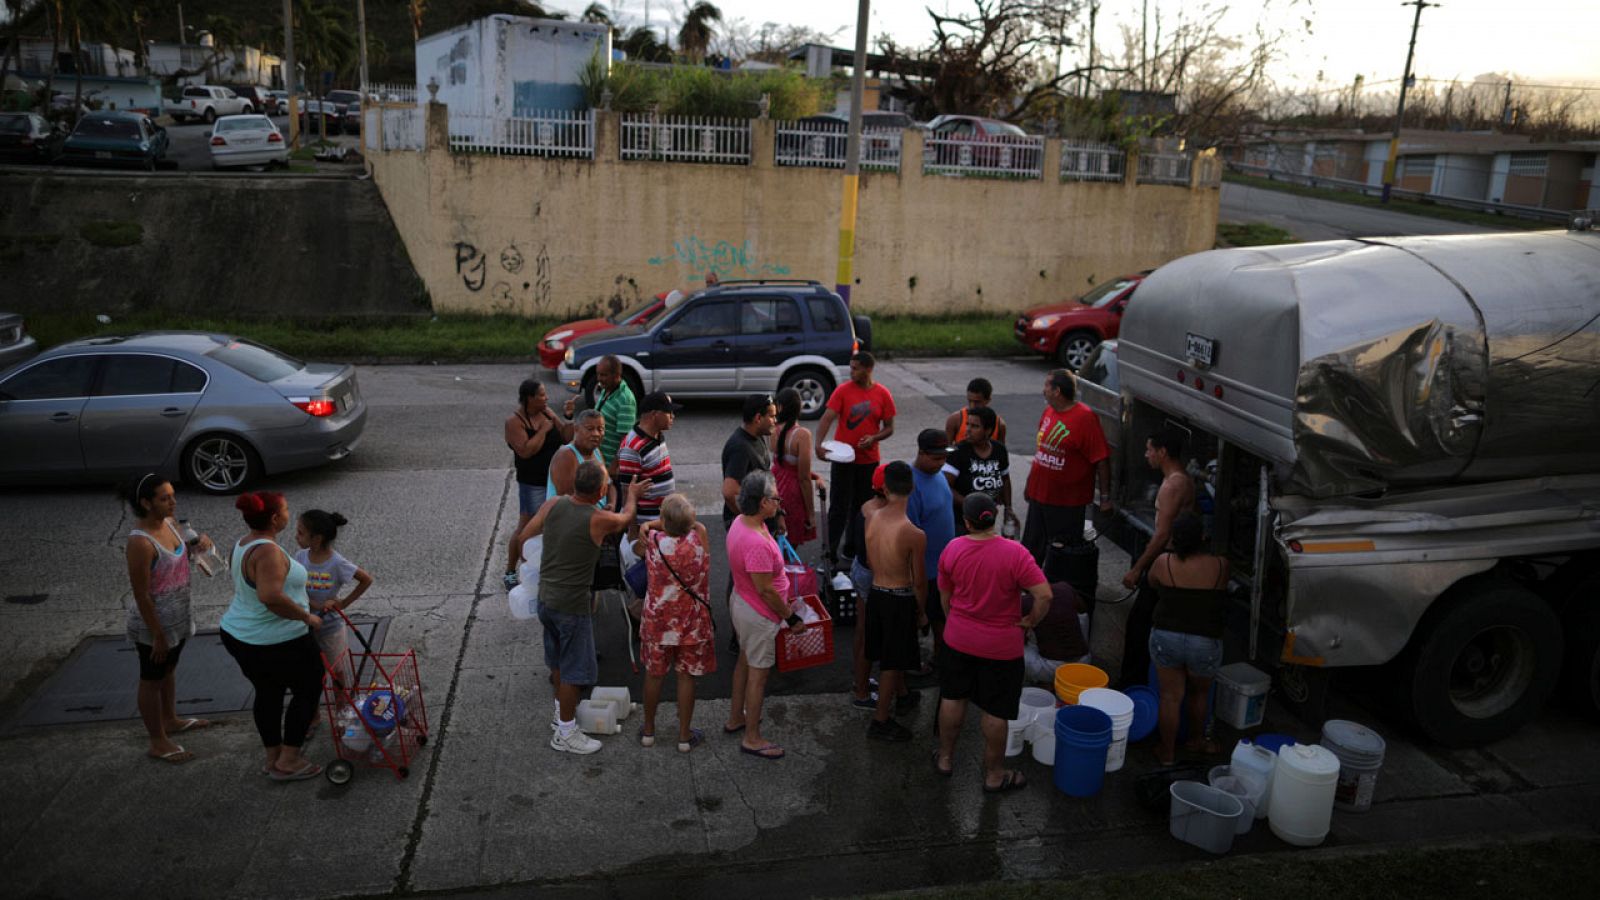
[
  {"xmin": 867, "ymin": 718, "xmax": 914, "ymax": 742},
  {"xmin": 850, "ymin": 692, "xmax": 879, "ymax": 710},
  {"xmin": 550, "ymin": 726, "xmax": 602, "ymax": 755},
  {"xmin": 895, "ymin": 690, "xmax": 922, "ymax": 712},
  {"xmin": 503, "ymin": 571, "xmax": 520, "ymax": 590}
]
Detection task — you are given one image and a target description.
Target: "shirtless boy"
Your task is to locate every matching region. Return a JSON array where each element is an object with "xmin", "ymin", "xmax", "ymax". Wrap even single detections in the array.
[{"xmin": 862, "ymin": 461, "xmax": 926, "ymax": 743}]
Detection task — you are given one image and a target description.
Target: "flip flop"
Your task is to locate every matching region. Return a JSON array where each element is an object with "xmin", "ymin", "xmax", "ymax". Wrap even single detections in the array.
[
  {"xmin": 982, "ymin": 770, "xmax": 1028, "ymax": 793},
  {"xmin": 171, "ymin": 718, "xmax": 213, "ymax": 734},
  {"xmin": 268, "ymin": 762, "xmax": 323, "ymax": 782},
  {"xmin": 148, "ymin": 746, "xmax": 193, "ymax": 764},
  {"xmin": 677, "ymin": 729, "xmax": 704, "ymax": 753},
  {"xmin": 639, "ymin": 727, "xmax": 656, "ymax": 748},
  {"xmin": 931, "ymin": 749, "xmax": 953, "ymax": 778},
  {"xmin": 739, "ymin": 743, "xmax": 785, "ymax": 760},
  {"xmin": 722, "ymin": 723, "xmax": 747, "ymax": 735}
]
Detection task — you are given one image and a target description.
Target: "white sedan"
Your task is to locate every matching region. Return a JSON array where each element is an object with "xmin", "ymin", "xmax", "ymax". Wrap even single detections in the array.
[{"xmin": 209, "ymin": 115, "xmax": 288, "ymax": 169}]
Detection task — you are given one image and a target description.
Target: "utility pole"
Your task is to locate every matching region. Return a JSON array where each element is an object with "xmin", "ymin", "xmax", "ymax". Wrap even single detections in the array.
[
  {"xmin": 1500, "ymin": 79, "xmax": 1513, "ymax": 129},
  {"xmin": 282, "ymin": 0, "xmax": 299, "ymax": 148},
  {"xmin": 357, "ymin": 0, "xmax": 369, "ymax": 91},
  {"xmin": 177, "ymin": 4, "xmax": 186, "ymax": 44},
  {"xmin": 1381, "ymin": 0, "xmax": 1435, "ymax": 203},
  {"xmin": 835, "ymin": 0, "xmax": 870, "ymax": 308}
]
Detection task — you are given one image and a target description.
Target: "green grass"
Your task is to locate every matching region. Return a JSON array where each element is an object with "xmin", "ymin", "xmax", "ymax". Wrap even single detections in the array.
[
  {"xmin": 1216, "ymin": 222, "xmax": 1299, "ymax": 247},
  {"xmin": 872, "ymin": 314, "xmax": 1019, "ymax": 356},
  {"xmin": 873, "ymin": 835, "xmax": 1600, "ymax": 900},
  {"xmin": 78, "ymin": 220, "xmax": 143, "ymax": 248},
  {"xmin": 1224, "ymin": 172, "xmax": 1551, "ymax": 231}
]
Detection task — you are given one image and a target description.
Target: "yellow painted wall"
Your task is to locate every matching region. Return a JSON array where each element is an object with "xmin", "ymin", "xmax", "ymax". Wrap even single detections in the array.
[{"xmin": 367, "ymin": 106, "xmax": 1220, "ymax": 318}]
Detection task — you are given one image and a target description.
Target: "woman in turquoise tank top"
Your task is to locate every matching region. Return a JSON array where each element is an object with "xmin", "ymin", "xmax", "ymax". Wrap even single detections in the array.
[{"xmin": 218, "ymin": 490, "xmax": 327, "ymax": 782}]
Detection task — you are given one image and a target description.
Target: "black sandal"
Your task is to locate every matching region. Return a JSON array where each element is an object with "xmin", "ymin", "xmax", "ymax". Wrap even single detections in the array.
[{"xmin": 982, "ymin": 770, "xmax": 1027, "ymax": 793}]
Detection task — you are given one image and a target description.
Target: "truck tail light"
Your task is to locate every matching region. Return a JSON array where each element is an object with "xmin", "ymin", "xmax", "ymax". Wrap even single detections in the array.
[
  {"xmin": 289, "ymin": 397, "xmax": 336, "ymax": 417},
  {"xmin": 211, "ymin": 136, "xmax": 226, "ymax": 146}
]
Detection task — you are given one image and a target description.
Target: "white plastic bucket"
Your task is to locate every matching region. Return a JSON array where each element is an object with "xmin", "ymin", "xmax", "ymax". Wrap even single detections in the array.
[
  {"xmin": 1169, "ymin": 781, "xmax": 1244, "ymax": 854},
  {"xmin": 1321, "ymin": 719, "xmax": 1387, "ymax": 813},
  {"xmin": 1077, "ymin": 688, "xmax": 1135, "ymax": 772},
  {"xmin": 1213, "ymin": 662, "xmax": 1270, "ymax": 729},
  {"xmin": 1005, "ymin": 718, "xmax": 1028, "ymax": 757},
  {"xmin": 1268, "ymin": 743, "xmax": 1341, "ymax": 846},
  {"xmin": 1030, "ymin": 728, "xmax": 1056, "ymax": 765},
  {"xmin": 1207, "ymin": 766, "xmax": 1260, "ymax": 834},
  {"xmin": 1018, "ymin": 687, "xmax": 1056, "ymax": 728}
]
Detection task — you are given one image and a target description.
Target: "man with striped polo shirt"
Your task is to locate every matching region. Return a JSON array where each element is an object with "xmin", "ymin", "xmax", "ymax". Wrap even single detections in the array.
[{"xmin": 616, "ymin": 391, "xmax": 682, "ymax": 527}]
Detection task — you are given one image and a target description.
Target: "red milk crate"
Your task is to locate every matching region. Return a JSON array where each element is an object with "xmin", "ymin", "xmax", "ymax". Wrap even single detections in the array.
[{"xmin": 775, "ymin": 593, "xmax": 834, "ymax": 672}]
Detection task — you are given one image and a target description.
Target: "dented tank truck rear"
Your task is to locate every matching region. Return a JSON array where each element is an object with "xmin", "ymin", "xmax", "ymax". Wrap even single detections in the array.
[{"xmin": 1108, "ymin": 227, "xmax": 1600, "ymax": 747}]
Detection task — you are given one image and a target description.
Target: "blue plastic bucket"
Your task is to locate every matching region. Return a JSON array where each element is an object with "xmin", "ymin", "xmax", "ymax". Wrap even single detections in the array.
[
  {"xmin": 1053, "ymin": 705, "xmax": 1113, "ymax": 797},
  {"xmin": 1124, "ymin": 685, "xmax": 1159, "ymax": 742}
]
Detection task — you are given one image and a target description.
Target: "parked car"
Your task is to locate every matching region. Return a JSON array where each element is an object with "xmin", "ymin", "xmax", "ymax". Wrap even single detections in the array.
[
  {"xmin": 0, "ymin": 112, "xmax": 65, "ymax": 164},
  {"xmin": 341, "ymin": 99, "xmax": 362, "ymax": 135},
  {"xmin": 209, "ymin": 115, "xmax": 288, "ymax": 169},
  {"xmin": 324, "ymin": 90, "xmax": 363, "ymax": 115},
  {"xmin": 779, "ymin": 110, "xmax": 914, "ymax": 164},
  {"xmin": 925, "ymin": 114, "xmax": 1041, "ymax": 172},
  {"xmin": 221, "ymin": 84, "xmax": 272, "ymax": 115},
  {"xmin": 59, "ymin": 111, "xmax": 169, "ymax": 171},
  {"xmin": 538, "ymin": 293, "xmax": 672, "ymax": 369},
  {"xmin": 558, "ymin": 280, "xmax": 868, "ymax": 419},
  {"xmin": 300, "ymin": 100, "xmax": 343, "ymax": 135},
  {"xmin": 1014, "ymin": 272, "xmax": 1148, "ymax": 369},
  {"xmin": 0, "ymin": 312, "xmax": 39, "ymax": 369},
  {"xmin": 167, "ymin": 85, "xmax": 251, "ymax": 124},
  {"xmin": 0, "ymin": 332, "xmax": 367, "ymax": 493},
  {"xmin": 266, "ymin": 90, "xmax": 290, "ymax": 116}
]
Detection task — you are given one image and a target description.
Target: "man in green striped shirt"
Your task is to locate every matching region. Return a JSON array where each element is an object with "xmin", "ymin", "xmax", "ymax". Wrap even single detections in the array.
[{"xmin": 592, "ymin": 355, "xmax": 636, "ymax": 475}]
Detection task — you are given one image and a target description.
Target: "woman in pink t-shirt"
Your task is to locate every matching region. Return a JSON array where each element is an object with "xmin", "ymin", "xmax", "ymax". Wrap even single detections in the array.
[
  {"xmin": 724, "ymin": 471, "xmax": 805, "ymax": 760},
  {"xmin": 934, "ymin": 494, "xmax": 1051, "ymax": 793}
]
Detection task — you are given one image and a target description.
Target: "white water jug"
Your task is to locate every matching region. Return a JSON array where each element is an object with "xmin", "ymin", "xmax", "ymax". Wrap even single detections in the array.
[
  {"xmin": 590, "ymin": 686, "xmax": 635, "ymax": 721},
  {"xmin": 575, "ymin": 699, "xmax": 620, "ymax": 735},
  {"xmin": 1231, "ymin": 740, "xmax": 1279, "ymax": 819},
  {"xmin": 1267, "ymin": 743, "xmax": 1341, "ymax": 846}
]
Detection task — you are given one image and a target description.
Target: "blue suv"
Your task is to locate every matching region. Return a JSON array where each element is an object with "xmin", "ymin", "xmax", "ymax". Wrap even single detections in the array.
[{"xmin": 558, "ymin": 280, "xmax": 869, "ymax": 419}]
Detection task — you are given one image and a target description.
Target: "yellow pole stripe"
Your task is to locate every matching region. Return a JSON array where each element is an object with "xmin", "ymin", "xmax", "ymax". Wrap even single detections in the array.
[{"xmin": 836, "ymin": 174, "xmax": 860, "ymax": 287}]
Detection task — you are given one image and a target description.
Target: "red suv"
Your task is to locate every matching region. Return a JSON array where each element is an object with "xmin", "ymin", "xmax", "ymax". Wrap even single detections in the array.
[
  {"xmin": 1014, "ymin": 272, "xmax": 1147, "ymax": 370},
  {"xmin": 537, "ymin": 293, "xmax": 669, "ymax": 369}
]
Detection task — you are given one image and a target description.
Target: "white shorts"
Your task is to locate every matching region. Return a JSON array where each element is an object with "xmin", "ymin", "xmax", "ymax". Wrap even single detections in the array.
[{"xmin": 730, "ymin": 595, "xmax": 780, "ymax": 669}]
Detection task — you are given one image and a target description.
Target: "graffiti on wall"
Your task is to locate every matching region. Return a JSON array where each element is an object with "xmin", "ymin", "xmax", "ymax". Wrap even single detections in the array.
[
  {"xmin": 452, "ymin": 238, "xmax": 551, "ymax": 312},
  {"xmin": 647, "ymin": 236, "xmax": 791, "ymax": 279}
]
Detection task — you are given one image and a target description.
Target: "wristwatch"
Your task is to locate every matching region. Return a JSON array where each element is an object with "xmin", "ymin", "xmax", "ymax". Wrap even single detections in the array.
[{"xmin": 785, "ymin": 613, "xmax": 803, "ymax": 628}]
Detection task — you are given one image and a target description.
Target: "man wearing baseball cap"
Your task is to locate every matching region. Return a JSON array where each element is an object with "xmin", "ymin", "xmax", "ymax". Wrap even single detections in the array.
[
  {"xmin": 906, "ymin": 428, "xmax": 957, "ymax": 664},
  {"xmin": 617, "ymin": 391, "xmax": 683, "ymax": 526}
]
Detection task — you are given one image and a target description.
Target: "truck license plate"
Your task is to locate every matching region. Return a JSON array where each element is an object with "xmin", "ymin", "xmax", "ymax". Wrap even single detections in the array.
[
  {"xmin": 95, "ymin": 151, "xmax": 112, "ymax": 159},
  {"xmin": 1186, "ymin": 332, "xmax": 1217, "ymax": 367}
]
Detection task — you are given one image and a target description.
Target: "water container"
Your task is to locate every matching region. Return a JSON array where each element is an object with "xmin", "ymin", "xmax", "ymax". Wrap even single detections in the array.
[
  {"xmin": 1124, "ymin": 685, "xmax": 1159, "ymax": 742},
  {"xmin": 590, "ymin": 686, "xmax": 634, "ymax": 721},
  {"xmin": 1077, "ymin": 688, "xmax": 1135, "ymax": 772},
  {"xmin": 1231, "ymin": 740, "xmax": 1279, "ymax": 819},
  {"xmin": 1054, "ymin": 663, "xmax": 1109, "ymax": 705},
  {"xmin": 1253, "ymin": 733, "xmax": 1297, "ymax": 755},
  {"xmin": 575, "ymin": 699, "xmax": 621, "ymax": 735},
  {"xmin": 517, "ymin": 536, "xmax": 543, "ymax": 597},
  {"xmin": 1268, "ymin": 743, "xmax": 1341, "ymax": 846},
  {"xmin": 1052, "ymin": 705, "xmax": 1113, "ymax": 797},
  {"xmin": 1168, "ymin": 781, "xmax": 1244, "ymax": 854},
  {"xmin": 1208, "ymin": 766, "xmax": 1262, "ymax": 834},
  {"xmin": 1005, "ymin": 717, "xmax": 1028, "ymax": 757},
  {"xmin": 1030, "ymin": 728, "xmax": 1056, "ymax": 765},
  {"xmin": 1019, "ymin": 686, "xmax": 1055, "ymax": 728},
  {"xmin": 1213, "ymin": 662, "xmax": 1271, "ymax": 729},
  {"xmin": 1320, "ymin": 719, "xmax": 1387, "ymax": 813}
]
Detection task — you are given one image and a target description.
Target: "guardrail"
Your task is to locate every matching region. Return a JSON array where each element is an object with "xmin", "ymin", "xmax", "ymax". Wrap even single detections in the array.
[
  {"xmin": 773, "ymin": 120, "xmax": 901, "ymax": 170},
  {"xmin": 1059, "ymin": 141, "xmax": 1125, "ymax": 183},
  {"xmin": 1226, "ymin": 162, "xmax": 1574, "ymax": 224},
  {"xmin": 923, "ymin": 133, "xmax": 1045, "ymax": 179},
  {"xmin": 447, "ymin": 109, "xmax": 594, "ymax": 158},
  {"xmin": 1137, "ymin": 152, "xmax": 1192, "ymax": 186},
  {"xmin": 621, "ymin": 113, "xmax": 751, "ymax": 164}
]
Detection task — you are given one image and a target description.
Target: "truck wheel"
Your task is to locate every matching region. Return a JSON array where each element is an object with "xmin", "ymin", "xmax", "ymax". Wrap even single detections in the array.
[
  {"xmin": 1404, "ymin": 578, "xmax": 1562, "ymax": 747},
  {"xmin": 1056, "ymin": 331, "xmax": 1099, "ymax": 371},
  {"xmin": 203, "ymin": 107, "xmax": 216, "ymax": 125},
  {"xmin": 1559, "ymin": 573, "xmax": 1600, "ymax": 718},
  {"xmin": 780, "ymin": 367, "xmax": 834, "ymax": 420}
]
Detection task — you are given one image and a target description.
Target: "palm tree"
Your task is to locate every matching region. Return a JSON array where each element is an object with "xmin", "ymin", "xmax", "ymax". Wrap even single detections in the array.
[
  {"xmin": 675, "ymin": 1, "xmax": 720, "ymax": 63},
  {"xmin": 408, "ymin": 1, "xmax": 427, "ymax": 44},
  {"xmin": 580, "ymin": 3, "xmax": 612, "ymax": 26},
  {"xmin": 618, "ymin": 25, "xmax": 670, "ymax": 64},
  {"xmin": 292, "ymin": 0, "xmax": 356, "ymax": 139}
]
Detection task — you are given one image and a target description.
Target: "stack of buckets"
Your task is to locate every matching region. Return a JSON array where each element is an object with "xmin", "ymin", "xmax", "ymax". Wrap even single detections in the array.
[
  {"xmin": 1076, "ymin": 688, "xmax": 1135, "ymax": 771},
  {"xmin": 1054, "ymin": 663, "xmax": 1108, "ymax": 705},
  {"xmin": 1050, "ymin": 663, "xmax": 1116, "ymax": 797}
]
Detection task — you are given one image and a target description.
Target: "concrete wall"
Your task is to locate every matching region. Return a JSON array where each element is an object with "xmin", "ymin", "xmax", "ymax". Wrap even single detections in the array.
[
  {"xmin": 0, "ymin": 174, "xmax": 429, "ymax": 319},
  {"xmin": 366, "ymin": 105, "xmax": 1220, "ymax": 319}
]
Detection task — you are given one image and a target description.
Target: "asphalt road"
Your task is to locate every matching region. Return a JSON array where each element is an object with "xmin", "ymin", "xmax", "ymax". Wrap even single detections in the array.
[{"xmin": 1220, "ymin": 181, "xmax": 1503, "ymax": 241}]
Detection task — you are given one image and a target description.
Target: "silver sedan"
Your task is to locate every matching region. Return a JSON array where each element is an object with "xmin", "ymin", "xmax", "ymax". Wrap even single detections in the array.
[
  {"xmin": 0, "ymin": 332, "xmax": 366, "ymax": 493},
  {"xmin": 209, "ymin": 114, "xmax": 289, "ymax": 169}
]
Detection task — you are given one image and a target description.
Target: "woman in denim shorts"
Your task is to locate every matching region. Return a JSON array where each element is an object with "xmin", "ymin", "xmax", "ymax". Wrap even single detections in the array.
[{"xmin": 1147, "ymin": 513, "xmax": 1230, "ymax": 765}]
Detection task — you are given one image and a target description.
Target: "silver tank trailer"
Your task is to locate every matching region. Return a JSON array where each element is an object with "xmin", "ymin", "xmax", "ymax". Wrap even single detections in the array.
[{"xmin": 1117, "ymin": 231, "xmax": 1600, "ymax": 498}]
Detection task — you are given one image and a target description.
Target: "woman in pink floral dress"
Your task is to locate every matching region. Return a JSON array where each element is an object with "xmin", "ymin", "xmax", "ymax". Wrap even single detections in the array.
[{"xmin": 636, "ymin": 494, "xmax": 715, "ymax": 752}]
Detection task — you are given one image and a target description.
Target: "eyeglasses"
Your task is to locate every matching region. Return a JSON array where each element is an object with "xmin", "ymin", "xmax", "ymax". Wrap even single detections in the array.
[{"xmin": 763, "ymin": 494, "xmax": 781, "ymax": 502}]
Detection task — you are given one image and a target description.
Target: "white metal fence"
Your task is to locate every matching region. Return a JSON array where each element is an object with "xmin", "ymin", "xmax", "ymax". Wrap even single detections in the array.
[
  {"xmin": 447, "ymin": 110, "xmax": 594, "ymax": 158},
  {"xmin": 773, "ymin": 120, "xmax": 902, "ymax": 170},
  {"xmin": 1137, "ymin": 152, "xmax": 1192, "ymax": 186},
  {"xmin": 381, "ymin": 105, "xmax": 423, "ymax": 151},
  {"xmin": 1059, "ymin": 141, "xmax": 1126, "ymax": 182},
  {"xmin": 621, "ymin": 113, "xmax": 751, "ymax": 164},
  {"xmin": 922, "ymin": 133, "xmax": 1045, "ymax": 179},
  {"xmin": 1194, "ymin": 154, "xmax": 1223, "ymax": 188},
  {"xmin": 367, "ymin": 82, "xmax": 418, "ymax": 105}
]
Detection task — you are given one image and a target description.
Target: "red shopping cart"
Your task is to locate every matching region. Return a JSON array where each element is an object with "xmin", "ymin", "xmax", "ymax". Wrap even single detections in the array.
[{"xmin": 319, "ymin": 607, "xmax": 430, "ymax": 785}]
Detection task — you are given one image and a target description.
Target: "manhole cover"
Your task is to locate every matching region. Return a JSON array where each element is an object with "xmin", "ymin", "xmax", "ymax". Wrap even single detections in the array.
[{"xmin": 7, "ymin": 619, "xmax": 389, "ymax": 729}]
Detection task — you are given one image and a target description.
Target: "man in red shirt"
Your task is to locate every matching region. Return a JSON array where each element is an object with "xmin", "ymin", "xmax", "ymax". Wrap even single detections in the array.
[
  {"xmin": 1022, "ymin": 369, "xmax": 1111, "ymax": 563},
  {"xmin": 815, "ymin": 351, "xmax": 895, "ymax": 565}
]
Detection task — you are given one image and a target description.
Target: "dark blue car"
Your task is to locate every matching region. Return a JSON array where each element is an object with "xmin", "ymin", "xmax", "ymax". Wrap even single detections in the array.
[
  {"xmin": 558, "ymin": 279, "xmax": 869, "ymax": 419},
  {"xmin": 60, "ymin": 111, "xmax": 169, "ymax": 171}
]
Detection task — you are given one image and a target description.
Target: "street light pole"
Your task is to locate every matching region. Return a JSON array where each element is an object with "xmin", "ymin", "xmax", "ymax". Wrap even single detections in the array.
[
  {"xmin": 282, "ymin": 0, "xmax": 299, "ymax": 148},
  {"xmin": 357, "ymin": 0, "xmax": 369, "ymax": 92},
  {"xmin": 835, "ymin": 0, "xmax": 870, "ymax": 308},
  {"xmin": 1381, "ymin": 0, "xmax": 1435, "ymax": 203}
]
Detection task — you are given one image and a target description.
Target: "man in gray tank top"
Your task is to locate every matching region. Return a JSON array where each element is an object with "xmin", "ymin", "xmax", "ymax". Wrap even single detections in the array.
[{"xmin": 522, "ymin": 460, "xmax": 646, "ymax": 754}]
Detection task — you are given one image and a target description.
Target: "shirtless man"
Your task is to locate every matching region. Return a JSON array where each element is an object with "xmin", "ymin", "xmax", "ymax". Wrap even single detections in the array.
[
  {"xmin": 862, "ymin": 461, "xmax": 926, "ymax": 742},
  {"xmin": 1118, "ymin": 426, "xmax": 1197, "ymax": 685},
  {"xmin": 850, "ymin": 465, "xmax": 889, "ymax": 707}
]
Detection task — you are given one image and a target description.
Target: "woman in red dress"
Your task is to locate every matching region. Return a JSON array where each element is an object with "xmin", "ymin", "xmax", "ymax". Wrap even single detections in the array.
[
  {"xmin": 636, "ymin": 494, "xmax": 715, "ymax": 752},
  {"xmin": 770, "ymin": 388, "xmax": 818, "ymax": 546}
]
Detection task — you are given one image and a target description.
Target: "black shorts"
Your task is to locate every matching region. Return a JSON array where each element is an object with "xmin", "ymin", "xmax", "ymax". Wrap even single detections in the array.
[
  {"xmin": 865, "ymin": 586, "xmax": 921, "ymax": 671},
  {"xmin": 135, "ymin": 638, "xmax": 187, "ymax": 681},
  {"xmin": 937, "ymin": 645, "xmax": 1024, "ymax": 721}
]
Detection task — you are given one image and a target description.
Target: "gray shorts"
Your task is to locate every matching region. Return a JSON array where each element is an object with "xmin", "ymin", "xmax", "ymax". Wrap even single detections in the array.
[
  {"xmin": 538, "ymin": 605, "xmax": 598, "ymax": 686},
  {"xmin": 1149, "ymin": 628, "xmax": 1223, "ymax": 678},
  {"xmin": 730, "ymin": 596, "xmax": 780, "ymax": 669}
]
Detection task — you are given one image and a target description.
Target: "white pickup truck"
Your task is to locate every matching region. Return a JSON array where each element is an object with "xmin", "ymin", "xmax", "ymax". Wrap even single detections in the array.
[{"xmin": 166, "ymin": 85, "xmax": 252, "ymax": 124}]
